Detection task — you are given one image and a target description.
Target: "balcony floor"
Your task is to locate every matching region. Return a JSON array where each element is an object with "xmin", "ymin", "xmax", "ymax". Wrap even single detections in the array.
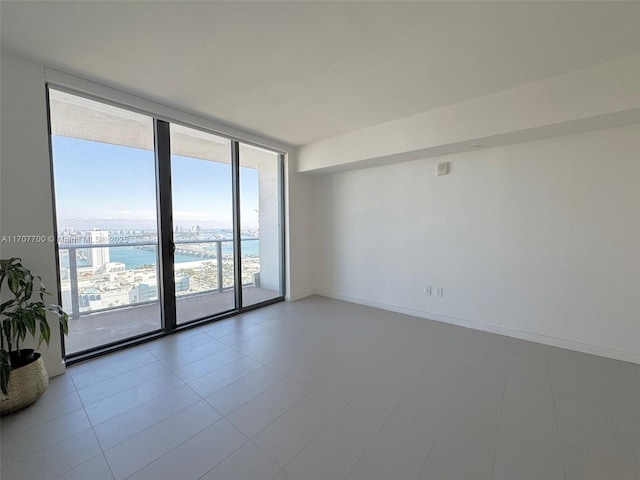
[{"xmin": 66, "ymin": 287, "xmax": 280, "ymax": 354}]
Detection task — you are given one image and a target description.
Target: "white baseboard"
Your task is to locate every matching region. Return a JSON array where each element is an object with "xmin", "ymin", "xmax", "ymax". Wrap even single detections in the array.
[
  {"xmin": 286, "ymin": 289, "xmax": 317, "ymax": 302},
  {"xmin": 316, "ymin": 290, "xmax": 640, "ymax": 365},
  {"xmin": 48, "ymin": 359, "xmax": 67, "ymax": 378}
]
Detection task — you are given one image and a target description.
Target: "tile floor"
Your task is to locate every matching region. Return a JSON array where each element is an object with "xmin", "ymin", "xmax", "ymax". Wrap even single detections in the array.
[{"xmin": 1, "ymin": 295, "xmax": 638, "ymax": 480}]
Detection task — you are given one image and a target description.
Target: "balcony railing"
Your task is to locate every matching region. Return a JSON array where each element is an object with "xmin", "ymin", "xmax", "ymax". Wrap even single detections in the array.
[{"xmin": 59, "ymin": 238, "xmax": 259, "ymax": 319}]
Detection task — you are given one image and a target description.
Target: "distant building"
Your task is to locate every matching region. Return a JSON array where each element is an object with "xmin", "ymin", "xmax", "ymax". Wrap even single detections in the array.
[
  {"xmin": 78, "ymin": 290, "xmax": 102, "ymax": 311},
  {"xmin": 175, "ymin": 275, "xmax": 190, "ymax": 293},
  {"xmin": 129, "ymin": 282, "xmax": 158, "ymax": 303},
  {"xmin": 60, "ymin": 286, "xmax": 72, "ymax": 313},
  {"xmin": 88, "ymin": 229, "xmax": 110, "ymax": 268},
  {"xmin": 60, "ymin": 266, "xmax": 70, "ymax": 281},
  {"xmin": 95, "ymin": 262, "xmax": 126, "ymax": 274}
]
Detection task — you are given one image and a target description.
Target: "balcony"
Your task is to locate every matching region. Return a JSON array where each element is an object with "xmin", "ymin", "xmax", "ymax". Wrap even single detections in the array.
[{"xmin": 59, "ymin": 237, "xmax": 281, "ymax": 354}]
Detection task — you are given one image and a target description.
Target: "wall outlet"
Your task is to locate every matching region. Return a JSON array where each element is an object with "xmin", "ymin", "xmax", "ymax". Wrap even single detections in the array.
[
  {"xmin": 436, "ymin": 287, "xmax": 444, "ymax": 297},
  {"xmin": 424, "ymin": 285, "xmax": 432, "ymax": 296}
]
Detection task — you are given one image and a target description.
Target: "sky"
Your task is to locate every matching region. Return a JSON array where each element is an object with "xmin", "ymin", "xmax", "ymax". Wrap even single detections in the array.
[{"xmin": 51, "ymin": 136, "xmax": 259, "ymax": 231}]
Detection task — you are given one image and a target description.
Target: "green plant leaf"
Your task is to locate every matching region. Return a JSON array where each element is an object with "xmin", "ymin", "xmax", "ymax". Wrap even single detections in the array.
[
  {"xmin": 24, "ymin": 308, "xmax": 37, "ymax": 337},
  {"xmin": 0, "ymin": 299, "xmax": 16, "ymax": 313},
  {"xmin": 7, "ymin": 269, "xmax": 21, "ymax": 296},
  {"xmin": 0, "ymin": 350, "xmax": 10, "ymax": 396},
  {"xmin": 49, "ymin": 304, "xmax": 69, "ymax": 336},
  {"xmin": 2, "ymin": 321, "xmax": 12, "ymax": 353},
  {"xmin": 1, "ymin": 257, "xmax": 69, "ymax": 368},
  {"xmin": 15, "ymin": 314, "xmax": 27, "ymax": 342}
]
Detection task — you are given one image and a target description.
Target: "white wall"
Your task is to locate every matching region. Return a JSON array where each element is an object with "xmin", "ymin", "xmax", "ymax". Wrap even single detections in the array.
[
  {"xmin": 298, "ymin": 54, "xmax": 640, "ymax": 174},
  {"xmin": 284, "ymin": 151, "xmax": 316, "ymax": 301},
  {"xmin": 0, "ymin": 51, "xmax": 66, "ymax": 376},
  {"xmin": 313, "ymin": 125, "xmax": 640, "ymax": 363}
]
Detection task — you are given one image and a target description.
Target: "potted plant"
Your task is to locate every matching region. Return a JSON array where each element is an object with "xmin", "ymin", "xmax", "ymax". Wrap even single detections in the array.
[{"xmin": 0, "ymin": 257, "xmax": 68, "ymax": 415}]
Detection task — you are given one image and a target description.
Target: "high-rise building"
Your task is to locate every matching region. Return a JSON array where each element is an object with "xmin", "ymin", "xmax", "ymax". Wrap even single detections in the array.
[{"xmin": 88, "ymin": 229, "xmax": 110, "ymax": 268}]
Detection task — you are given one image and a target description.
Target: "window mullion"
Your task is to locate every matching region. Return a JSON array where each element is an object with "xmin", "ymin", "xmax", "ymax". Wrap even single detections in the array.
[{"xmin": 155, "ymin": 119, "xmax": 177, "ymax": 332}]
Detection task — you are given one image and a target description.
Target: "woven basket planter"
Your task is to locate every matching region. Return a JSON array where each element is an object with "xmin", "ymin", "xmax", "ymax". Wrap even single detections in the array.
[{"xmin": 1, "ymin": 353, "xmax": 49, "ymax": 415}]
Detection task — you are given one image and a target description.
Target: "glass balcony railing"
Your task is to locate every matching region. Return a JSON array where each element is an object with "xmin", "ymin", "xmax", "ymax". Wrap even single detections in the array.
[{"xmin": 58, "ymin": 238, "xmax": 260, "ymax": 319}]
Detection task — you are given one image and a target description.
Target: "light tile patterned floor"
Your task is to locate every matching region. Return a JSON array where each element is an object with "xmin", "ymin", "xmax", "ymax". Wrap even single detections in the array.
[{"xmin": 1, "ymin": 295, "xmax": 639, "ymax": 479}]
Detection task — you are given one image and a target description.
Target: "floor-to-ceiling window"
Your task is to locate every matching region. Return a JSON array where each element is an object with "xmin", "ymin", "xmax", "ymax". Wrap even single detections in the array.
[
  {"xmin": 239, "ymin": 143, "xmax": 284, "ymax": 307},
  {"xmin": 49, "ymin": 90, "xmax": 162, "ymax": 354},
  {"xmin": 170, "ymin": 125, "xmax": 235, "ymax": 324},
  {"xmin": 48, "ymin": 87, "xmax": 285, "ymax": 358}
]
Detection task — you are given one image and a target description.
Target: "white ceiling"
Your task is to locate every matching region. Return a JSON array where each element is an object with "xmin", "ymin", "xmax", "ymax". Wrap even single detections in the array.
[{"xmin": 2, "ymin": 1, "xmax": 640, "ymax": 146}]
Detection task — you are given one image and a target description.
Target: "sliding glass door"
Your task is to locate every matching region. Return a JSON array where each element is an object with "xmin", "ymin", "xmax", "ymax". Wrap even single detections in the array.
[
  {"xmin": 48, "ymin": 87, "xmax": 285, "ymax": 358},
  {"xmin": 170, "ymin": 125, "xmax": 235, "ymax": 324},
  {"xmin": 49, "ymin": 89, "xmax": 162, "ymax": 354}
]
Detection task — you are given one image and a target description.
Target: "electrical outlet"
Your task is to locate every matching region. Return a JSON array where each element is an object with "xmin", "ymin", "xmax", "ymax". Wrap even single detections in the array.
[
  {"xmin": 424, "ymin": 285, "xmax": 432, "ymax": 296},
  {"xmin": 436, "ymin": 288, "xmax": 444, "ymax": 297}
]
